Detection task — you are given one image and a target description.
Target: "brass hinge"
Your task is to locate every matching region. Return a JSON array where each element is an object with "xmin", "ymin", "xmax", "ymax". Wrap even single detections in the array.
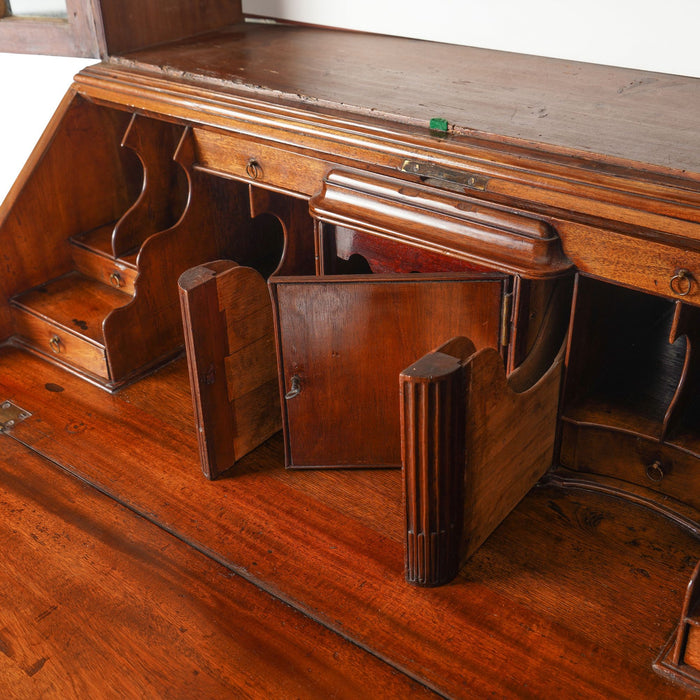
[
  {"xmin": 500, "ymin": 292, "xmax": 513, "ymax": 348},
  {"xmin": 400, "ymin": 160, "xmax": 489, "ymax": 191},
  {"xmin": 0, "ymin": 401, "xmax": 31, "ymax": 432}
]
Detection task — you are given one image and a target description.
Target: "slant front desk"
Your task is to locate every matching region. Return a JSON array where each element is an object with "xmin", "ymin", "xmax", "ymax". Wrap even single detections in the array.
[{"xmin": 1, "ymin": 14, "xmax": 700, "ymax": 692}]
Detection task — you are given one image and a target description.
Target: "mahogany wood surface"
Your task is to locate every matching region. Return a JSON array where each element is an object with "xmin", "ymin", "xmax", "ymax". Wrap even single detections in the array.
[
  {"xmin": 401, "ymin": 339, "xmax": 474, "ymax": 586},
  {"xmin": 1, "ymin": 345, "xmax": 698, "ymax": 698},
  {"xmin": 0, "ymin": 95, "xmax": 137, "ymax": 341},
  {"xmin": 116, "ymin": 23, "xmax": 700, "ymax": 177},
  {"xmin": 96, "ymin": 0, "xmax": 243, "ymax": 57},
  {"xmin": 179, "ymin": 260, "xmax": 281, "ymax": 479},
  {"xmin": 0, "ymin": 431, "xmax": 431, "ymax": 698},
  {"xmin": 271, "ymin": 274, "xmax": 504, "ymax": 468},
  {"xmin": 111, "ymin": 114, "xmax": 187, "ymax": 257}
]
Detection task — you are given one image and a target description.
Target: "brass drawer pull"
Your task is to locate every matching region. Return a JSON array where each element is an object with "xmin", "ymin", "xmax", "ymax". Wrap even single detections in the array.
[
  {"xmin": 285, "ymin": 375, "xmax": 301, "ymax": 400},
  {"xmin": 245, "ymin": 158, "xmax": 262, "ymax": 180},
  {"xmin": 645, "ymin": 460, "xmax": 665, "ymax": 483},
  {"xmin": 109, "ymin": 271, "xmax": 123, "ymax": 288},
  {"xmin": 49, "ymin": 335, "xmax": 62, "ymax": 354},
  {"xmin": 670, "ymin": 268, "xmax": 693, "ymax": 296}
]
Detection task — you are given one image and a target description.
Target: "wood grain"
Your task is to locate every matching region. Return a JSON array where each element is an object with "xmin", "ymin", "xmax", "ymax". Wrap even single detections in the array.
[
  {"xmin": 117, "ymin": 23, "xmax": 700, "ymax": 176},
  {"xmin": 179, "ymin": 260, "xmax": 281, "ymax": 479},
  {"xmin": 0, "ymin": 433, "xmax": 433, "ymax": 698},
  {"xmin": 271, "ymin": 274, "xmax": 504, "ymax": 468},
  {"xmin": 0, "ymin": 95, "xmax": 137, "ymax": 340},
  {"xmin": 1, "ymin": 346, "xmax": 697, "ymax": 698}
]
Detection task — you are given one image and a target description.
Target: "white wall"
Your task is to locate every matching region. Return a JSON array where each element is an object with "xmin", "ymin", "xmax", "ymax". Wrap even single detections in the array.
[
  {"xmin": 243, "ymin": 0, "xmax": 700, "ymax": 78},
  {"xmin": 0, "ymin": 54, "xmax": 93, "ymax": 202},
  {"xmin": 1, "ymin": 2, "xmax": 699, "ymax": 202}
]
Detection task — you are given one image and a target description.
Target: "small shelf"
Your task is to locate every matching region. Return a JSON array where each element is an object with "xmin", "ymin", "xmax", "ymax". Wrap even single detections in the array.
[
  {"xmin": 562, "ymin": 276, "xmax": 686, "ymax": 440},
  {"xmin": 11, "ymin": 271, "xmax": 131, "ymax": 345}
]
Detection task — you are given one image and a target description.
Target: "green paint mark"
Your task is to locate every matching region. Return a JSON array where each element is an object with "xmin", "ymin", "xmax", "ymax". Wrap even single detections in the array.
[{"xmin": 429, "ymin": 117, "xmax": 449, "ymax": 132}]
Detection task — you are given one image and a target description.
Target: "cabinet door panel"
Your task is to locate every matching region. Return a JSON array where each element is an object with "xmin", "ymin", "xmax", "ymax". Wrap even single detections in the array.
[{"xmin": 272, "ymin": 274, "xmax": 505, "ymax": 468}]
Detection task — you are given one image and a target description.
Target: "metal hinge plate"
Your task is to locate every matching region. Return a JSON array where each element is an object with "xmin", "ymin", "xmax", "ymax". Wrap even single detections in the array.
[
  {"xmin": 0, "ymin": 401, "xmax": 31, "ymax": 432},
  {"xmin": 400, "ymin": 160, "xmax": 489, "ymax": 191}
]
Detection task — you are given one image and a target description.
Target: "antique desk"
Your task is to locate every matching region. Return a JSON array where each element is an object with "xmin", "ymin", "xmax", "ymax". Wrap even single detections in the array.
[{"xmin": 1, "ymin": 2, "xmax": 700, "ymax": 693}]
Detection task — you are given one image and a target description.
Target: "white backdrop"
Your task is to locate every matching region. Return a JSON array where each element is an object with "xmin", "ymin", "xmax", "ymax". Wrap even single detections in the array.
[{"xmin": 1, "ymin": 2, "xmax": 699, "ymax": 202}]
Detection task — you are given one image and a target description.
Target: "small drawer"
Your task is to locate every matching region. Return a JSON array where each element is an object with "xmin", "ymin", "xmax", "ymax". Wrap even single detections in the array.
[
  {"xmin": 560, "ymin": 421, "xmax": 700, "ymax": 513},
  {"xmin": 12, "ymin": 310, "xmax": 110, "ymax": 380},
  {"xmin": 72, "ymin": 246, "xmax": 137, "ymax": 295},
  {"xmin": 193, "ymin": 128, "xmax": 328, "ymax": 196},
  {"xmin": 566, "ymin": 223, "xmax": 700, "ymax": 305}
]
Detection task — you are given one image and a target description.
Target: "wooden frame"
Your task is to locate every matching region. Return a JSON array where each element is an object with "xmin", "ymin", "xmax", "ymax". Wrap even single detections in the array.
[
  {"xmin": 0, "ymin": 0, "xmax": 243, "ymax": 58},
  {"xmin": 0, "ymin": 0, "xmax": 100, "ymax": 56}
]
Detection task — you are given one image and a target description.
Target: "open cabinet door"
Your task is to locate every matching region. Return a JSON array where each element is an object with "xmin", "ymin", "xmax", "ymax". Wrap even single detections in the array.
[
  {"xmin": 401, "ymin": 337, "xmax": 564, "ymax": 585},
  {"xmin": 271, "ymin": 273, "xmax": 507, "ymax": 469},
  {"xmin": 179, "ymin": 260, "xmax": 280, "ymax": 479}
]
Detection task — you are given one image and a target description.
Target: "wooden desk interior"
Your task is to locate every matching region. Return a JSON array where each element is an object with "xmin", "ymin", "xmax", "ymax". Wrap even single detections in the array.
[
  {"xmin": 0, "ymin": 346, "xmax": 697, "ymax": 697},
  {"xmin": 1, "ymin": 14, "xmax": 700, "ymax": 697}
]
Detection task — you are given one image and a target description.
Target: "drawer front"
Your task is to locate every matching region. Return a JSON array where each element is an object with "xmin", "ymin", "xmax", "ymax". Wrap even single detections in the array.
[
  {"xmin": 12, "ymin": 310, "xmax": 110, "ymax": 380},
  {"xmin": 72, "ymin": 246, "xmax": 137, "ymax": 296},
  {"xmin": 562, "ymin": 222, "xmax": 700, "ymax": 305},
  {"xmin": 560, "ymin": 421, "xmax": 700, "ymax": 513},
  {"xmin": 194, "ymin": 128, "xmax": 328, "ymax": 196}
]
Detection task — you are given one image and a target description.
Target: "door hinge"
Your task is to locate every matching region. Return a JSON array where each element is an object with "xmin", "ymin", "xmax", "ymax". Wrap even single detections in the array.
[
  {"xmin": 500, "ymin": 292, "xmax": 513, "ymax": 348},
  {"xmin": 0, "ymin": 401, "xmax": 31, "ymax": 432}
]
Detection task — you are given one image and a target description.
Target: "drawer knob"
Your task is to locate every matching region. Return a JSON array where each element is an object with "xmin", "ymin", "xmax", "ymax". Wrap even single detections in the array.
[
  {"xmin": 645, "ymin": 460, "xmax": 665, "ymax": 483},
  {"xmin": 109, "ymin": 271, "xmax": 123, "ymax": 288},
  {"xmin": 670, "ymin": 268, "xmax": 693, "ymax": 296},
  {"xmin": 245, "ymin": 159, "xmax": 262, "ymax": 180},
  {"xmin": 49, "ymin": 335, "xmax": 62, "ymax": 354},
  {"xmin": 285, "ymin": 375, "xmax": 301, "ymax": 400}
]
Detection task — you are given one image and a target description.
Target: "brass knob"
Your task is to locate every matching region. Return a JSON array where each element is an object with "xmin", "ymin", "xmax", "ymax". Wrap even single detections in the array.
[
  {"xmin": 109, "ymin": 271, "xmax": 123, "ymax": 288},
  {"xmin": 245, "ymin": 159, "xmax": 262, "ymax": 180},
  {"xmin": 49, "ymin": 335, "xmax": 62, "ymax": 354},
  {"xmin": 645, "ymin": 460, "xmax": 664, "ymax": 483},
  {"xmin": 285, "ymin": 375, "xmax": 301, "ymax": 400},
  {"xmin": 670, "ymin": 269, "xmax": 693, "ymax": 296}
]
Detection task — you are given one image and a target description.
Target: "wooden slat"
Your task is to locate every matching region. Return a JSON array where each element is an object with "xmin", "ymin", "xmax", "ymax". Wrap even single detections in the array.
[
  {"xmin": 0, "ymin": 434, "xmax": 435, "ymax": 698},
  {"xmin": 1, "ymin": 346, "xmax": 698, "ymax": 698}
]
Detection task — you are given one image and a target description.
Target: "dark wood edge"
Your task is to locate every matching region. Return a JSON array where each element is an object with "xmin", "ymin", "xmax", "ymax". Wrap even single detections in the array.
[
  {"xmin": 545, "ymin": 468, "xmax": 700, "ymax": 537},
  {"xmin": 653, "ymin": 626, "xmax": 700, "ymax": 694},
  {"xmin": 72, "ymin": 64, "xmax": 700, "ymax": 260},
  {"xmin": 78, "ymin": 60, "xmax": 700, "ymax": 193},
  {"xmin": 3, "ymin": 337, "xmax": 183, "ymax": 394}
]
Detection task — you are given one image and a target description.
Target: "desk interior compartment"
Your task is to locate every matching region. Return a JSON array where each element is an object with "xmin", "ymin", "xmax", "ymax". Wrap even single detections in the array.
[{"xmin": 559, "ymin": 275, "xmax": 700, "ymax": 516}]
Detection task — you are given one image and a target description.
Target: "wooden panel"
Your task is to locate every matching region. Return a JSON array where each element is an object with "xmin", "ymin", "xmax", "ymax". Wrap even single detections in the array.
[
  {"xmin": 560, "ymin": 220, "xmax": 700, "ymax": 307},
  {"xmin": 102, "ymin": 129, "xmax": 257, "ymax": 382},
  {"xmin": 97, "ymin": 0, "xmax": 243, "ymax": 56},
  {"xmin": 111, "ymin": 114, "xmax": 187, "ymax": 257},
  {"xmin": 1, "ymin": 347, "xmax": 698, "ymax": 698},
  {"xmin": 0, "ymin": 437, "xmax": 433, "ymax": 698},
  {"xmin": 0, "ymin": 0, "xmax": 100, "ymax": 57},
  {"xmin": 459, "ymin": 345, "xmax": 563, "ymax": 562},
  {"xmin": 10, "ymin": 311, "xmax": 109, "ymax": 379},
  {"xmin": 195, "ymin": 128, "xmax": 329, "ymax": 198},
  {"xmin": 401, "ymin": 337, "xmax": 564, "ymax": 585},
  {"xmin": 179, "ymin": 260, "xmax": 281, "ymax": 479},
  {"xmin": 118, "ymin": 24, "xmax": 700, "ymax": 176},
  {"xmin": 272, "ymin": 274, "xmax": 504, "ymax": 467},
  {"xmin": 0, "ymin": 95, "xmax": 138, "ymax": 341}
]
